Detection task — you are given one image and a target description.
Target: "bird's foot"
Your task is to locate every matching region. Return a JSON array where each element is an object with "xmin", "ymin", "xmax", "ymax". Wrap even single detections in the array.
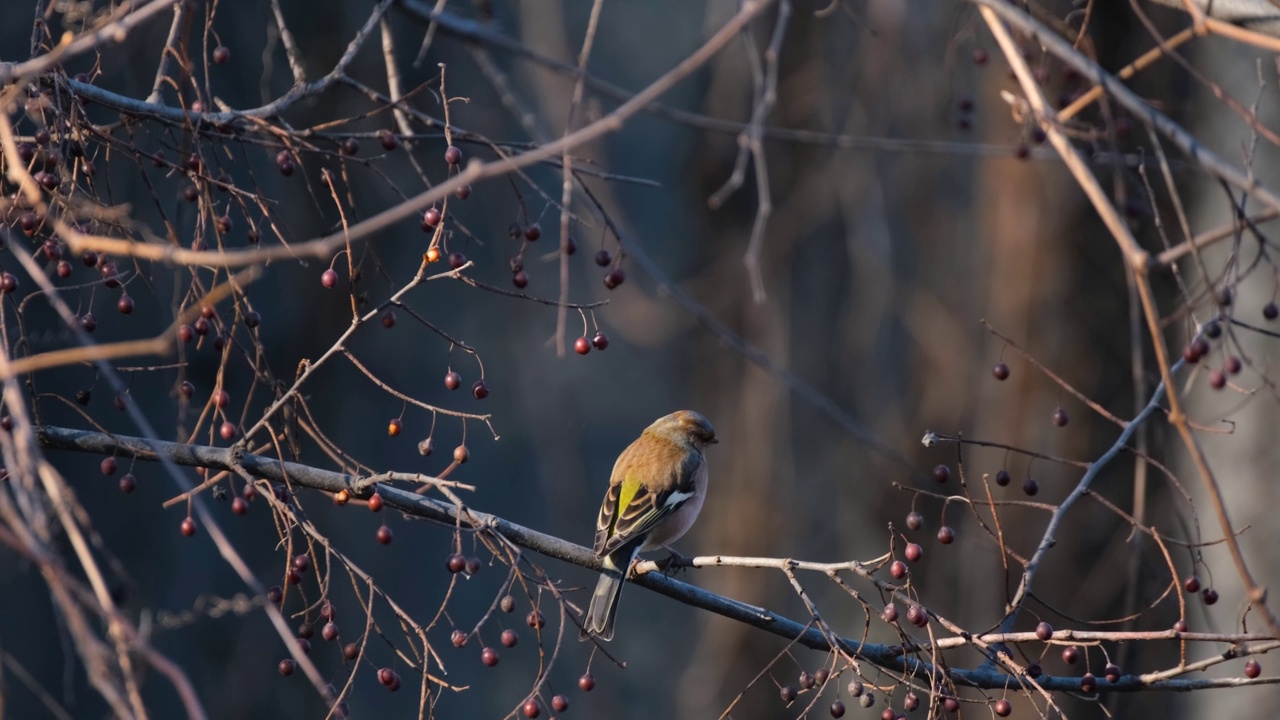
[{"xmin": 655, "ymin": 548, "xmax": 690, "ymax": 574}]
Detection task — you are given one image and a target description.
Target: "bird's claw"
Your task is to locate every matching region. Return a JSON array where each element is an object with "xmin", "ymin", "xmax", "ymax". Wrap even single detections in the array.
[{"xmin": 656, "ymin": 550, "xmax": 689, "ymax": 574}]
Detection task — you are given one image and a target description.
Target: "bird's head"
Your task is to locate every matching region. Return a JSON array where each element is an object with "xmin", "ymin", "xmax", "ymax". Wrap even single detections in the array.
[{"xmin": 649, "ymin": 410, "xmax": 718, "ymax": 450}]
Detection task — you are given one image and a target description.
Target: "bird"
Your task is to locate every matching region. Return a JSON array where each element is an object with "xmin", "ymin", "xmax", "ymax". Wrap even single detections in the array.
[{"xmin": 582, "ymin": 410, "xmax": 718, "ymax": 641}]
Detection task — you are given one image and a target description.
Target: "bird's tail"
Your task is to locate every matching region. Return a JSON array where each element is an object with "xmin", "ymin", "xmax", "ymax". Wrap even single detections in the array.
[{"xmin": 582, "ymin": 547, "xmax": 638, "ymax": 641}]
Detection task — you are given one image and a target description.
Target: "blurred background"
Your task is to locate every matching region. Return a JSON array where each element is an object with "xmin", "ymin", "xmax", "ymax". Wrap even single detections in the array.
[{"xmin": 3, "ymin": 0, "xmax": 1280, "ymax": 717}]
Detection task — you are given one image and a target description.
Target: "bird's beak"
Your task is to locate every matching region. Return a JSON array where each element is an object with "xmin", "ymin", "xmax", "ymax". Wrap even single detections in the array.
[{"xmin": 708, "ymin": 437, "xmax": 719, "ymax": 445}]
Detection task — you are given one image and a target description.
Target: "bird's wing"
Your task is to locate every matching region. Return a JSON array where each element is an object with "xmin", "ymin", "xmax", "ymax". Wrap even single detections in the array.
[{"xmin": 594, "ymin": 439, "xmax": 702, "ymax": 557}]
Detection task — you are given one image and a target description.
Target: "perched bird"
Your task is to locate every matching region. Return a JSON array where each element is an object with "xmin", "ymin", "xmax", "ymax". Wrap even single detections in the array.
[{"xmin": 583, "ymin": 410, "xmax": 718, "ymax": 641}]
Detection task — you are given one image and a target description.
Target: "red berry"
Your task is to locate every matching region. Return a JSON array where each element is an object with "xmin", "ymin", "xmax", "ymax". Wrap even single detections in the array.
[
  {"xmin": 936, "ymin": 526, "xmax": 955, "ymax": 544},
  {"xmin": 213, "ymin": 45, "xmax": 230, "ymax": 64},
  {"xmin": 453, "ymin": 444, "xmax": 469, "ymax": 463},
  {"xmin": 1052, "ymin": 407, "xmax": 1069, "ymax": 427},
  {"xmin": 278, "ymin": 659, "xmax": 295, "ymax": 676},
  {"xmin": 340, "ymin": 138, "xmax": 360, "ymax": 156},
  {"xmin": 119, "ymin": 474, "xmax": 137, "ymax": 493},
  {"xmin": 522, "ymin": 699, "xmax": 539, "ymax": 718},
  {"xmin": 1245, "ymin": 660, "xmax": 1262, "ymax": 679},
  {"xmin": 780, "ymin": 686, "xmax": 797, "ymax": 703},
  {"xmin": 889, "ymin": 560, "xmax": 907, "ymax": 579},
  {"xmin": 368, "ymin": 493, "xmax": 384, "ymax": 512},
  {"xmin": 526, "ymin": 610, "xmax": 545, "ymax": 629},
  {"xmin": 1104, "ymin": 663, "xmax": 1121, "ymax": 683},
  {"xmin": 994, "ymin": 699, "xmax": 1011, "ymax": 717},
  {"xmin": 1183, "ymin": 575, "xmax": 1201, "ymax": 593},
  {"xmin": 180, "ymin": 517, "xmax": 197, "ymax": 536},
  {"xmin": 321, "ymin": 269, "xmax": 338, "ymax": 288},
  {"xmin": 591, "ymin": 331, "xmax": 609, "ymax": 350},
  {"xmin": 574, "ymin": 336, "xmax": 591, "ymax": 355},
  {"xmin": 213, "ymin": 389, "xmax": 230, "ymax": 408},
  {"xmin": 117, "ymin": 294, "xmax": 134, "ymax": 315},
  {"xmin": 266, "ymin": 586, "xmax": 282, "ymax": 604},
  {"xmin": 1022, "ymin": 478, "xmax": 1039, "ymax": 496},
  {"xmin": 907, "ymin": 604, "xmax": 927, "ymax": 627},
  {"xmin": 578, "ymin": 672, "xmax": 595, "ymax": 691},
  {"xmin": 932, "ymin": 464, "xmax": 950, "ymax": 483},
  {"xmin": 1080, "ymin": 672, "xmax": 1097, "ymax": 693},
  {"xmin": 444, "ymin": 371, "xmax": 461, "ymax": 390},
  {"xmin": 830, "ymin": 700, "xmax": 846, "ymax": 718},
  {"xmin": 232, "ymin": 497, "xmax": 247, "ymax": 515},
  {"xmin": 1035, "ymin": 621, "xmax": 1053, "ymax": 640},
  {"xmin": 380, "ymin": 310, "xmax": 395, "ymax": 328},
  {"xmin": 219, "ymin": 421, "xmax": 237, "ymax": 441},
  {"xmin": 481, "ymin": 647, "xmax": 499, "ymax": 666},
  {"xmin": 551, "ymin": 695, "xmax": 569, "ymax": 712},
  {"xmin": 379, "ymin": 131, "xmax": 398, "ymax": 151},
  {"xmin": 471, "ymin": 380, "xmax": 489, "ymax": 399},
  {"xmin": 56, "ymin": 260, "xmax": 72, "ymax": 278},
  {"xmin": 418, "ymin": 438, "xmax": 434, "ymax": 456},
  {"xmin": 455, "ymin": 184, "xmax": 472, "ymax": 200},
  {"xmin": 1264, "ymin": 302, "xmax": 1278, "ymax": 320},
  {"xmin": 563, "ymin": 236, "xmax": 577, "ymax": 255},
  {"xmin": 881, "ymin": 603, "xmax": 898, "ymax": 623},
  {"xmin": 500, "ymin": 629, "xmax": 518, "ymax": 647},
  {"xmin": 100, "ymin": 457, "xmax": 118, "ymax": 475},
  {"xmin": 603, "ymin": 268, "xmax": 626, "ymax": 289},
  {"xmin": 1225, "ymin": 355, "xmax": 1242, "ymax": 375},
  {"xmin": 995, "ymin": 470, "xmax": 1011, "ymax": 486},
  {"xmin": 448, "ymin": 252, "xmax": 467, "ymax": 270},
  {"xmin": 992, "ymin": 361, "xmax": 1010, "ymax": 380},
  {"xmin": 594, "ymin": 249, "xmax": 611, "ymax": 266},
  {"xmin": 1062, "ymin": 646, "xmax": 1080, "ymax": 664},
  {"xmin": 387, "ymin": 418, "xmax": 402, "ymax": 436},
  {"xmin": 1208, "ymin": 369, "xmax": 1226, "ymax": 390},
  {"xmin": 376, "ymin": 525, "xmax": 392, "ymax": 544},
  {"xmin": 444, "ymin": 146, "xmax": 462, "ymax": 165},
  {"xmin": 1202, "ymin": 587, "xmax": 1219, "ymax": 605},
  {"xmin": 512, "ymin": 271, "xmax": 528, "ymax": 289},
  {"xmin": 447, "ymin": 553, "xmax": 466, "ymax": 573},
  {"xmin": 905, "ymin": 511, "xmax": 923, "ymax": 530},
  {"xmin": 904, "ymin": 543, "xmax": 923, "ymax": 562},
  {"xmin": 524, "ymin": 224, "xmax": 541, "ymax": 242},
  {"xmin": 423, "ymin": 207, "xmax": 441, "ymax": 228}
]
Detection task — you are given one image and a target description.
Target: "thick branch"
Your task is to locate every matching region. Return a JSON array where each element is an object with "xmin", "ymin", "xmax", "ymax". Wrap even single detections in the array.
[{"xmin": 35, "ymin": 425, "xmax": 1277, "ymax": 693}]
